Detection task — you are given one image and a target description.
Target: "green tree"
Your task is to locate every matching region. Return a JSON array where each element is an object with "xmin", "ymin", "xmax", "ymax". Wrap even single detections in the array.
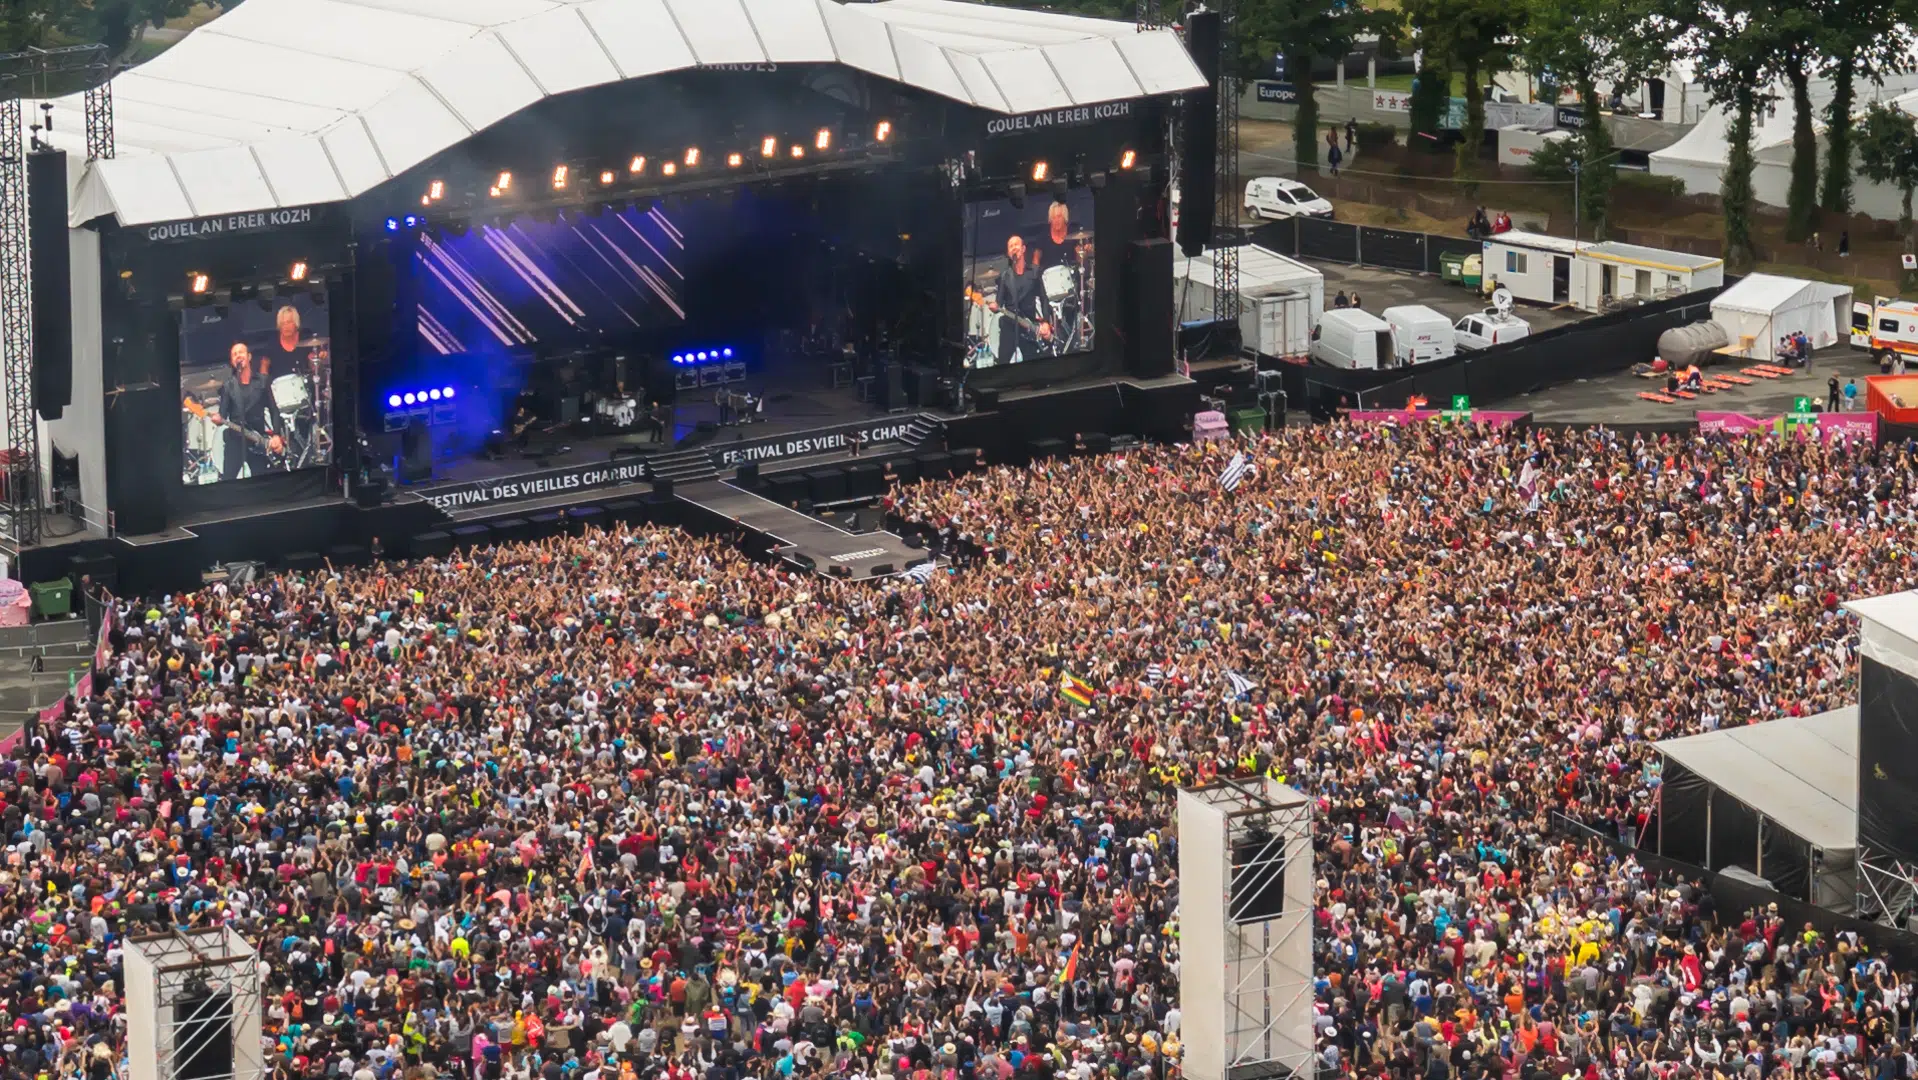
[
  {"xmin": 1675, "ymin": 0, "xmax": 1787, "ymax": 270},
  {"xmin": 1818, "ymin": 0, "xmax": 1912, "ymax": 215},
  {"xmin": 1239, "ymin": 0, "xmax": 1394, "ymax": 172},
  {"xmin": 1403, "ymin": 0, "xmax": 1510, "ymax": 178},
  {"xmin": 1517, "ymin": 0, "xmax": 1663, "ymax": 238},
  {"xmin": 1407, "ymin": 60, "xmax": 1449, "ymax": 153},
  {"xmin": 1856, "ymin": 101, "xmax": 1918, "ymax": 239}
]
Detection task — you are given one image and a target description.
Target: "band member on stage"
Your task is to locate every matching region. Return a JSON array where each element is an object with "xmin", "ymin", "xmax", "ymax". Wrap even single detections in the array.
[
  {"xmin": 989, "ymin": 234, "xmax": 1051, "ymax": 365},
  {"xmin": 262, "ymin": 306, "xmax": 311, "ymax": 377},
  {"xmin": 1034, "ymin": 200, "xmax": 1079, "ymax": 271},
  {"xmin": 206, "ymin": 342, "xmax": 284, "ymax": 481}
]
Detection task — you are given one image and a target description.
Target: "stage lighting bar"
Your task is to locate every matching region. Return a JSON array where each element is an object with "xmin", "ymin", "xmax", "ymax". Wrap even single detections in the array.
[
  {"xmin": 496, "ymin": 171, "xmax": 513, "ymax": 192},
  {"xmin": 791, "ymin": 144, "xmax": 804, "ymax": 159},
  {"xmin": 670, "ymin": 346, "xmax": 736, "ymax": 366},
  {"xmin": 684, "ymin": 148, "xmax": 700, "ymax": 167},
  {"xmin": 728, "ymin": 152, "xmax": 743, "ymax": 168},
  {"xmin": 663, "ymin": 161, "xmax": 677, "ymax": 176},
  {"xmin": 1120, "ymin": 149, "xmax": 1136, "ymax": 170},
  {"xmin": 290, "ymin": 261, "xmax": 308, "ymax": 282},
  {"xmin": 875, "ymin": 120, "xmax": 892, "ymax": 142},
  {"xmin": 600, "ymin": 170, "xmax": 615, "ymax": 185},
  {"xmin": 762, "ymin": 136, "xmax": 778, "ymax": 157},
  {"xmin": 189, "ymin": 272, "xmax": 209, "ymax": 295},
  {"xmin": 815, "ymin": 128, "xmax": 831, "ymax": 151},
  {"xmin": 630, "ymin": 155, "xmax": 646, "ymax": 174},
  {"xmin": 386, "ymin": 386, "xmax": 458, "ymax": 410},
  {"xmin": 1031, "ymin": 160, "xmax": 1049, "ymax": 183},
  {"xmin": 428, "ymin": 179, "xmax": 445, "ymax": 200},
  {"xmin": 552, "ymin": 165, "xmax": 569, "ymax": 190}
]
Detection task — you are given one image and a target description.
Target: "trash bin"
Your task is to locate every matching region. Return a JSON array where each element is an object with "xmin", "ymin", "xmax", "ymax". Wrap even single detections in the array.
[
  {"xmin": 29, "ymin": 577, "xmax": 72, "ymax": 619},
  {"xmin": 1462, "ymin": 253, "xmax": 1483, "ymax": 290},
  {"xmin": 1439, "ymin": 251, "xmax": 1465, "ymax": 284},
  {"xmin": 1228, "ymin": 407, "xmax": 1266, "ymax": 435}
]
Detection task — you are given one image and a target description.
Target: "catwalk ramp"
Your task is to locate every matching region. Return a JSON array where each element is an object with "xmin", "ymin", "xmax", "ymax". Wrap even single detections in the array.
[{"xmin": 677, "ymin": 479, "xmax": 927, "ymax": 579}]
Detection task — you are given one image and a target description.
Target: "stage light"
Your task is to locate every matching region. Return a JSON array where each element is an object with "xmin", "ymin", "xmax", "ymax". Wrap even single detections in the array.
[
  {"xmin": 425, "ymin": 388, "xmax": 439, "ymax": 401},
  {"xmin": 762, "ymin": 136, "xmax": 777, "ymax": 157},
  {"xmin": 428, "ymin": 180, "xmax": 445, "ymax": 201},
  {"xmin": 630, "ymin": 155, "xmax": 646, "ymax": 174},
  {"xmin": 403, "ymin": 392, "xmax": 417, "ymax": 405},
  {"xmin": 1031, "ymin": 160, "xmax": 1049, "ymax": 183},
  {"xmin": 443, "ymin": 386, "xmax": 455, "ymax": 399},
  {"xmin": 290, "ymin": 261, "xmax": 308, "ymax": 282},
  {"xmin": 1119, "ymin": 149, "xmax": 1136, "ymax": 170},
  {"xmin": 663, "ymin": 161, "xmax": 677, "ymax": 176},
  {"xmin": 697, "ymin": 351, "xmax": 709, "ymax": 361},
  {"xmin": 722, "ymin": 347, "xmax": 733, "ymax": 358},
  {"xmin": 728, "ymin": 152, "xmax": 743, "ymax": 167},
  {"xmin": 496, "ymin": 171, "xmax": 513, "ymax": 192},
  {"xmin": 875, "ymin": 120, "xmax": 892, "ymax": 142},
  {"xmin": 421, "ymin": 195, "xmax": 431, "ymax": 206},
  {"xmin": 791, "ymin": 144, "xmax": 804, "ymax": 159},
  {"xmin": 189, "ymin": 272, "xmax": 209, "ymax": 294},
  {"xmin": 404, "ymin": 214, "xmax": 420, "ymax": 228},
  {"xmin": 684, "ymin": 148, "xmax": 700, "ymax": 167},
  {"xmin": 552, "ymin": 165, "xmax": 569, "ymax": 189},
  {"xmin": 600, "ymin": 170, "xmax": 614, "ymax": 185},
  {"xmin": 815, "ymin": 128, "xmax": 831, "ymax": 151},
  {"xmin": 388, "ymin": 394, "xmax": 402, "ymax": 409},
  {"xmin": 489, "ymin": 187, "xmax": 501, "ymax": 198},
  {"xmin": 385, "ymin": 217, "xmax": 399, "ymax": 232}
]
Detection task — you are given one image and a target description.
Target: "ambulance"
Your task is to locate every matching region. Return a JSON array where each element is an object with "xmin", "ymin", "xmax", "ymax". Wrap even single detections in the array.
[{"xmin": 1853, "ymin": 296, "xmax": 1918, "ymax": 361}]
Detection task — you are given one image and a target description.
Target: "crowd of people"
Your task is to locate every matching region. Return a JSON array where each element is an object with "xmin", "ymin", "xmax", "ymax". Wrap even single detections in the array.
[{"xmin": 6, "ymin": 422, "xmax": 1918, "ymax": 1080}]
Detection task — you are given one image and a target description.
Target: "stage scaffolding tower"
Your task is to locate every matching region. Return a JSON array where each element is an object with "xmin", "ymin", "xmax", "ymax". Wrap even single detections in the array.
[
  {"xmin": 0, "ymin": 44, "xmax": 113, "ymax": 548},
  {"xmin": 1210, "ymin": 0, "xmax": 1240, "ymax": 324}
]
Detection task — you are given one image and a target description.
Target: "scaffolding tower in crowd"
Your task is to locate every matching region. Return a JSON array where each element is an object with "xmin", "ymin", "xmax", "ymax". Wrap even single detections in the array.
[
  {"xmin": 1179, "ymin": 778, "xmax": 1316, "ymax": 1080},
  {"xmin": 127, "ymin": 929, "xmax": 268, "ymax": 1080}
]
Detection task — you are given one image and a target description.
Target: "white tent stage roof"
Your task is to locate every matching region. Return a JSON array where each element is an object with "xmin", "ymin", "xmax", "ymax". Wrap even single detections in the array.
[
  {"xmin": 1657, "ymin": 706, "xmax": 1858, "ymax": 854},
  {"xmin": 40, "ymin": 0, "xmax": 1204, "ymax": 228}
]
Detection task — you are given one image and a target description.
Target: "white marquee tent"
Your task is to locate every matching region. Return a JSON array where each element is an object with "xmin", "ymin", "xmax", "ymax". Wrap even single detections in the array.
[
  {"xmin": 1710, "ymin": 273, "xmax": 1853, "ymax": 362},
  {"xmin": 33, "ymin": 0, "xmax": 1206, "ymax": 227},
  {"xmin": 1650, "ymin": 73, "xmax": 1918, "ymax": 224}
]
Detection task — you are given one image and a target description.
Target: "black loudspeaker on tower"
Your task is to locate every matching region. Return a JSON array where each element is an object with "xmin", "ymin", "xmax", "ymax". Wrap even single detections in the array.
[
  {"xmin": 1175, "ymin": 11, "xmax": 1221, "ymax": 258},
  {"xmin": 28, "ymin": 149, "xmax": 72, "ymax": 421},
  {"xmin": 1123, "ymin": 239, "xmax": 1176, "ymax": 378},
  {"xmin": 173, "ymin": 990, "xmax": 236, "ymax": 1080}
]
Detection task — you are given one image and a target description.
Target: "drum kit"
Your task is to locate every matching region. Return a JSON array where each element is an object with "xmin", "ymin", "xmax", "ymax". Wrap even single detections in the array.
[
  {"xmin": 963, "ymin": 233, "xmax": 1093, "ymax": 368},
  {"xmin": 181, "ymin": 338, "xmax": 331, "ymax": 484}
]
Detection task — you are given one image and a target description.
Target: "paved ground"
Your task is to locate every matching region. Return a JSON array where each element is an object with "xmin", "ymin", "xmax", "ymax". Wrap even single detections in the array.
[
  {"xmin": 1304, "ymin": 260, "xmax": 1593, "ymax": 334},
  {"xmin": 1490, "ymin": 347, "xmax": 1885, "ymax": 426}
]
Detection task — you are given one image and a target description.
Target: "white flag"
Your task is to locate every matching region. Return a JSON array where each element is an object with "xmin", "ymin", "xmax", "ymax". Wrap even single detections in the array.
[
  {"xmin": 905, "ymin": 561, "xmax": 938, "ymax": 583},
  {"xmin": 1219, "ymin": 452, "xmax": 1252, "ymax": 492}
]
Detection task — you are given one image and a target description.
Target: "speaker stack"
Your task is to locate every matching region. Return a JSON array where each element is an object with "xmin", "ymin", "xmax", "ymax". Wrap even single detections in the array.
[{"xmin": 1176, "ymin": 11, "xmax": 1221, "ymax": 259}]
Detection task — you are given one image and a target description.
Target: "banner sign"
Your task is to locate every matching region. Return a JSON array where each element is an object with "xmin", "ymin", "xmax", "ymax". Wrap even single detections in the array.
[
  {"xmin": 1254, "ymin": 81, "xmax": 1299, "ymax": 105},
  {"xmin": 986, "ymin": 100, "xmax": 1133, "ymax": 137},
  {"xmin": 1346, "ymin": 408, "xmax": 1530, "ymax": 427},
  {"xmin": 1555, "ymin": 106, "xmax": 1584, "ymax": 130},
  {"xmin": 1372, "ymin": 90, "xmax": 1411, "ymax": 113},
  {"xmin": 1696, "ymin": 411, "xmax": 1880, "ymax": 444},
  {"xmin": 714, "ymin": 415, "xmax": 927, "ymax": 468},
  {"xmin": 421, "ymin": 459, "xmax": 650, "ymax": 512},
  {"xmin": 140, "ymin": 205, "xmax": 323, "ymax": 243}
]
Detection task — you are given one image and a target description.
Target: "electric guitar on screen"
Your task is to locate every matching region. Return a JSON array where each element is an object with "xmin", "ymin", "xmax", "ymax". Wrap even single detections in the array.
[
  {"xmin": 964, "ymin": 286, "xmax": 1059, "ymax": 356},
  {"xmin": 182, "ymin": 397, "xmax": 288, "ymax": 464}
]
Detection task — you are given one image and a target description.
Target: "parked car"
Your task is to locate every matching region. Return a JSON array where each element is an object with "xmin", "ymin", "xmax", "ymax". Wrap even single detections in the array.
[
  {"xmin": 1453, "ymin": 309, "xmax": 1532, "ymax": 350},
  {"xmin": 1243, "ymin": 177, "xmax": 1335, "ymax": 221}
]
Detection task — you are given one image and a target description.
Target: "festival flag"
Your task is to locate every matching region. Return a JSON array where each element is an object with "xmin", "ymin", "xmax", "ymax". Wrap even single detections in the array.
[
  {"xmin": 577, "ymin": 844, "xmax": 594, "ymax": 882},
  {"xmin": 1144, "ymin": 663, "xmax": 1166, "ymax": 685},
  {"xmin": 1225, "ymin": 671, "xmax": 1256, "ymax": 698},
  {"xmin": 1061, "ymin": 672, "xmax": 1097, "ymax": 707},
  {"xmin": 1059, "ymin": 941, "xmax": 1081, "ymax": 984},
  {"xmin": 1219, "ymin": 452, "xmax": 1252, "ymax": 492}
]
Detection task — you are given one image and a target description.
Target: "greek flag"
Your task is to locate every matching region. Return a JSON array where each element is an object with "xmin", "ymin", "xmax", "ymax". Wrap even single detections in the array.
[
  {"xmin": 1225, "ymin": 670, "xmax": 1256, "ymax": 698},
  {"xmin": 905, "ymin": 560, "xmax": 939, "ymax": 583},
  {"xmin": 1219, "ymin": 452, "xmax": 1251, "ymax": 492},
  {"xmin": 1145, "ymin": 663, "xmax": 1166, "ymax": 684}
]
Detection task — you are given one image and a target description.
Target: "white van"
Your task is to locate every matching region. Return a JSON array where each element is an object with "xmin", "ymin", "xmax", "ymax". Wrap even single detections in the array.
[
  {"xmin": 1243, "ymin": 177, "xmax": 1335, "ymax": 220},
  {"xmin": 1311, "ymin": 308, "xmax": 1393, "ymax": 370},
  {"xmin": 1453, "ymin": 309, "xmax": 1532, "ymax": 351},
  {"xmin": 1382, "ymin": 304, "xmax": 1457, "ymax": 365}
]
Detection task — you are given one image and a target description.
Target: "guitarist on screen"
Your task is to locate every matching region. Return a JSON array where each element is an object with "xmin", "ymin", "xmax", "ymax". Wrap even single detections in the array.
[
  {"xmin": 206, "ymin": 342, "xmax": 285, "ymax": 481},
  {"xmin": 990, "ymin": 233, "xmax": 1052, "ymax": 365}
]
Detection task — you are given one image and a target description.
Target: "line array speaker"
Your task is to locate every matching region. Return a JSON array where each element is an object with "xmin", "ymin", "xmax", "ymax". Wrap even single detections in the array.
[
  {"xmin": 28, "ymin": 149, "xmax": 72, "ymax": 421},
  {"xmin": 1123, "ymin": 239, "xmax": 1176, "ymax": 378}
]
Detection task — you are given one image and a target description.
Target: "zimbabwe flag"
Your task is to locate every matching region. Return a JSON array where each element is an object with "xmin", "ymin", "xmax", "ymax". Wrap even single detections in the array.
[{"xmin": 1061, "ymin": 672, "xmax": 1097, "ymax": 707}]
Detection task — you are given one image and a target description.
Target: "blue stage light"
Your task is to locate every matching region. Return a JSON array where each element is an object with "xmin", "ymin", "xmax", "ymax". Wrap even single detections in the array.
[
  {"xmin": 443, "ymin": 386, "xmax": 455, "ymax": 399},
  {"xmin": 404, "ymin": 214, "xmax": 419, "ymax": 228},
  {"xmin": 428, "ymin": 388, "xmax": 441, "ymax": 401},
  {"xmin": 698, "ymin": 351, "xmax": 709, "ymax": 361},
  {"xmin": 722, "ymin": 347, "xmax": 734, "ymax": 358},
  {"xmin": 388, "ymin": 394, "xmax": 402, "ymax": 408},
  {"xmin": 385, "ymin": 218, "xmax": 399, "ymax": 232},
  {"xmin": 403, "ymin": 392, "xmax": 417, "ymax": 405}
]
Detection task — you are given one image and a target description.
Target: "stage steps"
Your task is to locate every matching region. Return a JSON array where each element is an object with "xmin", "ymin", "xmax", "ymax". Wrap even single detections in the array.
[
  {"xmin": 649, "ymin": 447, "xmax": 722, "ymax": 485},
  {"xmin": 904, "ymin": 415, "xmax": 945, "ymax": 450}
]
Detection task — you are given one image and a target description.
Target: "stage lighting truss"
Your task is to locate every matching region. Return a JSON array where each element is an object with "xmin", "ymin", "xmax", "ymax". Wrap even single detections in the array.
[
  {"xmin": 382, "ymin": 385, "xmax": 458, "ymax": 433},
  {"xmin": 669, "ymin": 347, "xmax": 745, "ymax": 390}
]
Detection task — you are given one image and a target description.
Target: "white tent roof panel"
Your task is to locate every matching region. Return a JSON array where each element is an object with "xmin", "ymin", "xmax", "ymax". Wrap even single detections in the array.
[
  {"xmin": 55, "ymin": 0, "xmax": 1202, "ymax": 226},
  {"xmin": 1714, "ymin": 272, "xmax": 1815, "ymax": 314},
  {"xmin": 1658, "ymin": 707, "xmax": 1857, "ymax": 852}
]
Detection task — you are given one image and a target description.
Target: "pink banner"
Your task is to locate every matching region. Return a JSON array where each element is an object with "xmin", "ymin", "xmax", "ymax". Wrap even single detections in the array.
[
  {"xmin": 0, "ymin": 603, "xmax": 111, "ymax": 755},
  {"xmin": 1345, "ymin": 409, "xmax": 1530, "ymax": 427},
  {"xmin": 1695, "ymin": 412, "xmax": 1880, "ymax": 444}
]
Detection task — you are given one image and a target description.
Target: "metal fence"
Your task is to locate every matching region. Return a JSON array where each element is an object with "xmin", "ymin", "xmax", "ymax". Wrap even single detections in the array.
[{"xmin": 1249, "ymin": 217, "xmax": 1484, "ymax": 277}]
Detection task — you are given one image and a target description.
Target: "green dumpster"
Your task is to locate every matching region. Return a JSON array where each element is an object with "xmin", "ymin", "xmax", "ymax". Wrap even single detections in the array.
[
  {"xmin": 1439, "ymin": 251, "xmax": 1466, "ymax": 284},
  {"xmin": 29, "ymin": 577, "xmax": 72, "ymax": 619},
  {"xmin": 1228, "ymin": 407, "xmax": 1266, "ymax": 435}
]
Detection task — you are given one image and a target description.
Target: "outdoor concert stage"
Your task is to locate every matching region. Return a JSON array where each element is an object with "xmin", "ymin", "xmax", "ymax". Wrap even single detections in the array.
[{"xmin": 23, "ymin": 0, "xmax": 1208, "ymax": 592}]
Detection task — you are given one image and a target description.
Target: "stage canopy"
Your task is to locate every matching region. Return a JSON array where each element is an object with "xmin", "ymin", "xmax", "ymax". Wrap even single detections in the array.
[
  {"xmin": 1654, "ymin": 707, "xmax": 1857, "ymax": 911},
  {"xmin": 43, "ymin": 0, "xmax": 1205, "ymax": 228}
]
